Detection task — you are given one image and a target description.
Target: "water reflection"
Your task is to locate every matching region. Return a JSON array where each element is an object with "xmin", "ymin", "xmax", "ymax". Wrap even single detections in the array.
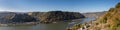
[{"xmin": 0, "ymin": 17, "xmax": 95, "ymax": 30}]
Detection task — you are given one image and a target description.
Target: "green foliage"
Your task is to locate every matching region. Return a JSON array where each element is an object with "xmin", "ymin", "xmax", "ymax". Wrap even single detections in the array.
[{"xmin": 40, "ymin": 11, "xmax": 85, "ymax": 23}]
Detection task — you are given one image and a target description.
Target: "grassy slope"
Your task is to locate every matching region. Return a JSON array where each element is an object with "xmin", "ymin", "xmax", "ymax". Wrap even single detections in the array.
[
  {"xmin": 67, "ymin": 2, "xmax": 120, "ymax": 30},
  {"xmin": 88, "ymin": 2, "xmax": 120, "ymax": 30}
]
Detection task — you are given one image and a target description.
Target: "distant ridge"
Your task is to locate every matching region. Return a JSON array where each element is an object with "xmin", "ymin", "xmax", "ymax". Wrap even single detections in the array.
[
  {"xmin": 0, "ymin": 10, "xmax": 85, "ymax": 24},
  {"xmin": 0, "ymin": 12, "xmax": 37, "ymax": 24},
  {"xmin": 28, "ymin": 11, "xmax": 85, "ymax": 23}
]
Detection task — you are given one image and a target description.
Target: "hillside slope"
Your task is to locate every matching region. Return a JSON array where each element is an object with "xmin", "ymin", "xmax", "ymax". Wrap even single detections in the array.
[
  {"xmin": 0, "ymin": 12, "xmax": 37, "ymax": 24},
  {"xmin": 66, "ymin": 2, "xmax": 120, "ymax": 30},
  {"xmin": 28, "ymin": 11, "xmax": 85, "ymax": 23},
  {"xmin": 87, "ymin": 2, "xmax": 120, "ymax": 30}
]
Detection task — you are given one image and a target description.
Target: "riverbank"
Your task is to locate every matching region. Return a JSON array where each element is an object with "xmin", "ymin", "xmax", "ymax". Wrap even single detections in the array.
[
  {"xmin": 66, "ymin": 11, "xmax": 106, "ymax": 30},
  {"xmin": 0, "ymin": 22, "xmax": 40, "ymax": 26},
  {"xmin": 0, "ymin": 17, "xmax": 95, "ymax": 30},
  {"xmin": 66, "ymin": 20, "xmax": 95, "ymax": 30}
]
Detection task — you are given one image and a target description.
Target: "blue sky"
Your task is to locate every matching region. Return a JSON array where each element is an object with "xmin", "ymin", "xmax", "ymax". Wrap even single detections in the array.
[{"xmin": 0, "ymin": 0, "xmax": 120, "ymax": 13}]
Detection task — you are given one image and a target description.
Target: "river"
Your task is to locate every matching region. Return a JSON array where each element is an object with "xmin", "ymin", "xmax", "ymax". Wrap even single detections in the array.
[{"xmin": 0, "ymin": 17, "xmax": 95, "ymax": 30}]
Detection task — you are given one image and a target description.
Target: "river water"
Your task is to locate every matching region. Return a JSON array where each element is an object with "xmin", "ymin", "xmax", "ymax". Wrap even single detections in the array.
[{"xmin": 0, "ymin": 17, "xmax": 95, "ymax": 30}]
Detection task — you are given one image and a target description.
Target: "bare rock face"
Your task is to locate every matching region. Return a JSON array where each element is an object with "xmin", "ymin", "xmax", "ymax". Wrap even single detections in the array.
[
  {"xmin": 28, "ymin": 11, "xmax": 85, "ymax": 23},
  {"xmin": 0, "ymin": 12, "xmax": 37, "ymax": 24}
]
